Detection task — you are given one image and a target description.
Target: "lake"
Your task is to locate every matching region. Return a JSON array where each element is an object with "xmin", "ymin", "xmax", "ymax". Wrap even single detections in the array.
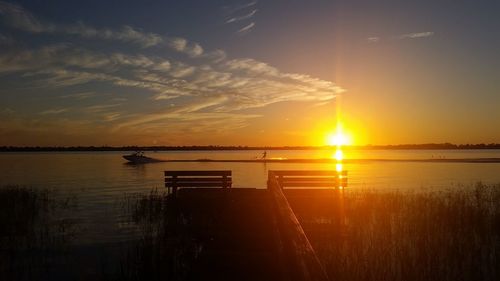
[{"xmin": 1, "ymin": 149, "xmax": 499, "ymax": 244}]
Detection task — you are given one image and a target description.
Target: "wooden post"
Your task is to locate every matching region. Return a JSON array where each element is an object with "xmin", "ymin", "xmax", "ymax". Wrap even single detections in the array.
[
  {"xmin": 222, "ymin": 175, "xmax": 227, "ymax": 189},
  {"xmin": 172, "ymin": 175, "xmax": 178, "ymax": 196}
]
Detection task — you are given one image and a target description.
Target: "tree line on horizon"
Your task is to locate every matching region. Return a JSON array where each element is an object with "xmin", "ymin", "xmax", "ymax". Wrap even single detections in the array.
[{"xmin": 0, "ymin": 143, "xmax": 499, "ymax": 151}]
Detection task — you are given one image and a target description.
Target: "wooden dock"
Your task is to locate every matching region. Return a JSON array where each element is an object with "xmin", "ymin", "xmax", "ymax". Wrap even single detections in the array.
[{"xmin": 165, "ymin": 170, "xmax": 345, "ymax": 281}]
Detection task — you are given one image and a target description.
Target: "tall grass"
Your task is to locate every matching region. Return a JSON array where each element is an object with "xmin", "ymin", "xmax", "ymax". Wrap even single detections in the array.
[
  {"xmin": 0, "ymin": 186, "xmax": 77, "ymax": 281},
  {"xmin": 305, "ymin": 183, "xmax": 500, "ymax": 281},
  {"xmin": 119, "ymin": 189, "xmax": 200, "ymax": 281}
]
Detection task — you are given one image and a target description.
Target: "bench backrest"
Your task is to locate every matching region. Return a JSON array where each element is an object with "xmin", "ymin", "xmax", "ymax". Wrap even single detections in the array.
[
  {"xmin": 269, "ymin": 170, "xmax": 347, "ymax": 189},
  {"xmin": 164, "ymin": 170, "xmax": 232, "ymax": 195}
]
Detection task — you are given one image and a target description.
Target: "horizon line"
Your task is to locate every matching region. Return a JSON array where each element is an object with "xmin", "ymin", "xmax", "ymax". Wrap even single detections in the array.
[{"xmin": 1, "ymin": 143, "xmax": 500, "ymax": 151}]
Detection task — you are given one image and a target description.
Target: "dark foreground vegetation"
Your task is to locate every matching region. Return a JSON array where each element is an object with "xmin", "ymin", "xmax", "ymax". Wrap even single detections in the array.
[
  {"xmin": 122, "ymin": 184, "xmax": 499, "ymax": 281},
  {"xmin": 0, "ymin": 186, "xmax": 78, "ymax": 281},
  {"xmin": 1, "ymin": 184, "xmax": 499, "ymax": 281},
  {"xmin": 120, "ymin": 190, "xmax": 198, "ymax": 281},
  {"xmin": 313, "ymin": 184, "xmax": 500, "ymax": 281}
]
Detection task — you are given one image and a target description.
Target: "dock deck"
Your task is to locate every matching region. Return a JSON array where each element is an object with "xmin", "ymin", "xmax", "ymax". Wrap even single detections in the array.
[
  {"xmin": 174, "ymin": 188, "xmax": 283, "ymax": 281},
  {"xmin": 169, "ymin": 188, "xmax": 343, "ymax": 280}
]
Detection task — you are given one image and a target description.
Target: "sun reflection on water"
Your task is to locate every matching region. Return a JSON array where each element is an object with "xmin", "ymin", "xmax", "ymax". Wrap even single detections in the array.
[
  {"xmin": 334, "ymin": 149, "xmax": 343, "ymax": 161},
  {"xmin": 336, "ymin": 163, "xmax": 343, "ymax": 172}
]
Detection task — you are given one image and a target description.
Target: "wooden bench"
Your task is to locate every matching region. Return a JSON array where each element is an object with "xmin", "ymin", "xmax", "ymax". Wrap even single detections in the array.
[
  {"xmin": 270, "ymin": 170, "xmax": 347, "ymax": 189},
  {"xmin": 164, "ymin": 170, "xmax": 232, "ymax": 195}
]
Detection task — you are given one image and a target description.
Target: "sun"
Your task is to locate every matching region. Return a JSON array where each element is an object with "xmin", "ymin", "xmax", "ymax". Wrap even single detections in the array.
[{"xmin": 326, "ymin": 131, "xmax": 351, "ymax": 146}]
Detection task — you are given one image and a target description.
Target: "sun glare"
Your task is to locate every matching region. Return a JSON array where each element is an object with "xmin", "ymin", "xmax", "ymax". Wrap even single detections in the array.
[
  {"xmin": 326, "ymin": 126, "xmax": 351, "ymax": 161},
  {"xmin": 326, "ymin": 131, "xmax": 351, "ymax": 147}
]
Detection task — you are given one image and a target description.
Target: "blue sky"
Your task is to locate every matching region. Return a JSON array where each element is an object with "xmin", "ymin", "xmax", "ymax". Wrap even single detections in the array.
[{"xmin": 1, "ymin": 0, "xmax": 499, "ymax": 146}]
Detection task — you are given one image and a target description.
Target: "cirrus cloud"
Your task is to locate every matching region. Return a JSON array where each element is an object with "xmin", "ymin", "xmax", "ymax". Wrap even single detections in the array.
[{"xmin": 0, "ymin": 0, "xmax": 344, "ymax": 141}]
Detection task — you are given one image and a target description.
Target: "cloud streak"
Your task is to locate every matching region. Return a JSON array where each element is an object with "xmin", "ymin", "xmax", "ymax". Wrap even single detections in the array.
[
  {"xmin": 226, "ymin": 9, "xmax": 257, "ymax": 23},
  {"xmin": 60, "ymin": 92, "xmax": 96, "ymax": 100},
  {"xmin": 40, "ymin": 108, "xmax": 68, "ymax": 115},
  {"xmin": 237, "ymin": 22, "xmax": 255, "ymax": 34},
  {"xmin": 223, "ymin": 1, "xmax": 258, "ymax": 34},
  {"xmin": 225, "ymin": 1, "xmax": 257, "ymax": 14},
  {"xmin": 367, "ymin": 31, "xmax": 434, "ymax": 43},
  {"xmin": 400, "ymin": 31, "xmax": 434, "ymax": 39}
]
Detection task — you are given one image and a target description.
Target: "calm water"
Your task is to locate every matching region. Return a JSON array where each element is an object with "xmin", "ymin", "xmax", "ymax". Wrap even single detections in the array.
[{"xmin": 1, "ymin": 149, "xmax": 499, "ymax": 244}]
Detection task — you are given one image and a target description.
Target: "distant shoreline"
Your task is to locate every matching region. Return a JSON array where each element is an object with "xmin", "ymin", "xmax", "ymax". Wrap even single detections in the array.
[
  {"xmin": 141, "ymin": 158, "xmax": 500, "ymax": 164},
  {"xmin": 1, "ymin": 143, "xmax": 500, "ymax": 152}
]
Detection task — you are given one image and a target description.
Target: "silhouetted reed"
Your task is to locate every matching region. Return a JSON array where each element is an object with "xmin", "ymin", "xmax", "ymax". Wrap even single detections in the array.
[
  {"xmin": 0, "ymin": 186, "xmax": 77, "ymax": 281},
  {"xmin": 301, "ymin": 183, "xmax": 499, "ymax": 281},
  {"xmin": 119, "ymin": 189, "xmax": 201, "ymax": 281}
]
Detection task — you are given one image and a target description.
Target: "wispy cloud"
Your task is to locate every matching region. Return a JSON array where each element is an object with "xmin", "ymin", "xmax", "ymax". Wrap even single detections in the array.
[
  {"xmin": 0, "ymin": 2, "xmax": 162, "ymax": 47},
  {"xmin": 60, "ymin": 91, "xmax": 96, "ymax": 100},
  {"xmin": 1, "ymin": 42, "xmax": 343, "ymax": 111},
  {"xmin": 0, "ymin": 1, "xmax": 51, "ymax": 32},
  {"xmin": 224, "ymin": 1, "xmax": 257, "ymax": 14},
  {"xmin": 225, "ymin": 58, "xmax": 278, "ymax": 75},
  {"xmin": 226, "ymin": 9, "xmax": 257, "ymax": 24},
  {"xmin": 400, "ymin": 31, "xmax": 434, "ymax": 39},
  {"xmin": 0, "ymin": 1, "xmax": 212, "ymax": 57},
  {"xmin": 367, "ymin": 31, "xmax": 434, "ymax": 43},
  {"xmin": 40, "ymin": 108, "xmax": 68, "ymax": 115},
  {"xmin": 0, "ymin": 1, "xmax": 345, "ymax": 139},
  {"xmin": 113, "ymin": 97, "xmax": 260, "ymax": 132},
  {"xmin": 167, "ymin": 37, "xmax": 204, "ymax": 57},
  {"xmin": 224, "ymin": 1, "xmax": 258, "ymax": 34},
  {"xmin": 237, "ymin": 22, "xmax": 255, "ymax": 34},
  {"xmin": 84, "ymin": 103, "xmax": 122, "ymax": 113},
  {"xmin": 367, "ymin": 37, "xmax": 380, "ymax": 43}
]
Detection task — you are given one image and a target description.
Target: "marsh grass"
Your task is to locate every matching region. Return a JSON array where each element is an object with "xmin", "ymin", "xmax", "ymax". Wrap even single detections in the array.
[
  {"xmin": 0, "ymin": 186, "xmax": 78, "ymax": 281},
  {"xmin": 119, "ymin": 189, "xmax": 200, "ymax": 281},
  {"xmin": 301, "ymin": 183, "xmax": 500, "ymax": 281}
]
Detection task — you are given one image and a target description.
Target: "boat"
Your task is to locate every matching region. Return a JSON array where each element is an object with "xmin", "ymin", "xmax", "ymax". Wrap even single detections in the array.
[{"xmin": 123, "ymin": 151, "xmax": 163, "ymax": 164}]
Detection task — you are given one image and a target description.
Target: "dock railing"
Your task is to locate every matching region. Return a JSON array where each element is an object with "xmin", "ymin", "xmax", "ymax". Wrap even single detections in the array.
[{"xmin": 267, "ymin": 171, "xmax": 332, "ymax": 281}]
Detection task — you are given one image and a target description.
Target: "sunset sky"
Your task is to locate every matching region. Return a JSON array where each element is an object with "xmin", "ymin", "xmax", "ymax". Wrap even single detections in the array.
[{"xmin": 1, "ymin": 0, "xmax": 499, "ymax": 146}]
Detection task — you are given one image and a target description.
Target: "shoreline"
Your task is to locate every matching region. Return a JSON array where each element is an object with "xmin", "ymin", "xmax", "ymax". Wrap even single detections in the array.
[{"xmin": 2, "ymin": 144, "xmax": 500, "ymax": 152}]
